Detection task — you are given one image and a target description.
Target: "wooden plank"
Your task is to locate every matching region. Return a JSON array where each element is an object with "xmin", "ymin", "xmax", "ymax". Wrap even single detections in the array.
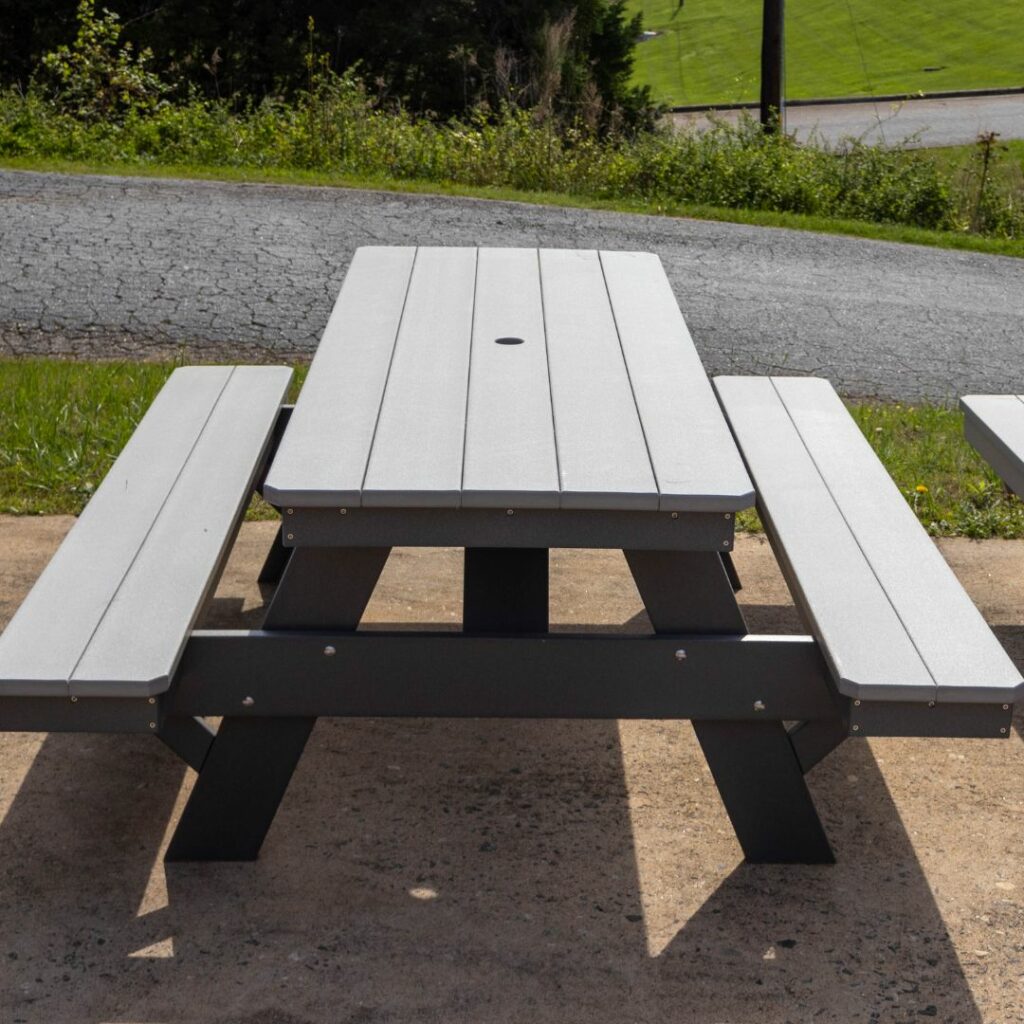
[
  {"xmin": 961, "ymin": 394, "xmax": 1024, "ymax": 499},
  {"xmin": 0, "ymin": 366, "xmax": 234, "ymax": 696},
  {"xmin": 600, "ymin": 250, "xmax": 753, "ymax": 513},
  {"xmin": 775, "ymin": 376, "xmax": 1022, "ymax": 703},
  {"xmin": 714, "ymin": 375, "xmax": 937, "ymax": 701},
  {"xmin": 262, "ymin": 247, "xmax": 416, "ymax": 508},
  {"xmin": 540, "ymin": 249, "xmax": 658, "ymax": 510},
  {"xmin": 461, "ymin": 248, "xmax": 560, "ymax": 508},
  {"xmin": 71, "ymin": 366, "xmax": 292, "ymax": 696},
  {"xmin": 361, "ymin": 247, "xmax": 477, "ymax": 507}
]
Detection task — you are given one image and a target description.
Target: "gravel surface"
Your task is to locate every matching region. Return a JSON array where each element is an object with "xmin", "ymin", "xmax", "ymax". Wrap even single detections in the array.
[{"xmin": 2, "ymin": 168, "xmax": 1023, "ymax": 401}]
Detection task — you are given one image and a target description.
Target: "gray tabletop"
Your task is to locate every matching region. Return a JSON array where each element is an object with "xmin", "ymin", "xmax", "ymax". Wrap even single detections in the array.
[{"xmin": 264, "ymin": 246, "xmax": 754, "ymax": 514}]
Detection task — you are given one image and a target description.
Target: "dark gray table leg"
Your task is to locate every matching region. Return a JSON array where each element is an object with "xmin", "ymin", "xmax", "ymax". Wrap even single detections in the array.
[
  {"xmin": 464, "ymin": 548, "xmax": 548, "ymax": 632},
  {"xmin": 166, "ymin": 546, "xmax": 390, "ymax": 861},
  {"xmin": 257, "ymin": 524, "xmax": 291, "ymax": 585},
  {"xmin": 626, "ymin": 549, "xmax": 835, "ymax": 865}
]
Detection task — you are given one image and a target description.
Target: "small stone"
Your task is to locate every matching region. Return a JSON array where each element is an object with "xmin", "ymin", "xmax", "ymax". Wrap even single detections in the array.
[
  {"xmin": 778, "ymin": 939, "xmax": 797, "ymax": 949},
  {"xmin": 625, "ymin": 914, "xmax": 642, "ymax": 923},
  {"xmin": 918, "ymin": 1007, "xmax": 938, "ymax": 1017},
  {"xmin": 479, "ymin": 841, "xmax": 496, "ymax": 852}
]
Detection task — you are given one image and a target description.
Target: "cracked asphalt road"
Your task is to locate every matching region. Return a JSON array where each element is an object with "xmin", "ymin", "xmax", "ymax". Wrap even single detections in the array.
[{"xmin": 1, "ymin": 169, "xmax": 1022, "ymax": 400}]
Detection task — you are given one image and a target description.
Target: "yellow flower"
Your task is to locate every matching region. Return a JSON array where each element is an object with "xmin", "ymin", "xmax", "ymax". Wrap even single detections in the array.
[{"xmin": 915, "ymin": 484, "xmax": 929, "ymax": 494}]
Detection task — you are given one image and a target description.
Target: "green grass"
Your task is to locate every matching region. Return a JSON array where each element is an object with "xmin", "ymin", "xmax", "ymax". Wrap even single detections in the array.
[
  {"xmin": 3, "ymin": 154, "xmax": 1023, "ymax": 261},
  {"xmin": 2, "ymin": 360, "xmax": 1023, "ymax": 538},
  {"xmin": 628, "ymin": 0, "xmax": 1024, "ymax": 106}
]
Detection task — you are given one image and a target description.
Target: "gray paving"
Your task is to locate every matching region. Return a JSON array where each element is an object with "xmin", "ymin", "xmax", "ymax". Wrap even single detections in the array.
[
  {"xmin": 673, "ymin": 92, "xmax": 1024, "ymax": 148},
  {"xmin": 1, "ymin": 169, "xmax": 1022, "ymax": 401}
]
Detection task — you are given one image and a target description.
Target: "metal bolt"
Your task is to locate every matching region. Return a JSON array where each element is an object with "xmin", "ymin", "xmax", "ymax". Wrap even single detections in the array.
[
  {"xmin": 242, "ymin": 696, "xmax": 255, "ymax": 707},
  {"xmin": 670, "ymin": 512, "xmax": 679, "ymax": 520},
  {"xmin": 852, "ymin": 724, "xmax": 860, "ymax": 732},
  {"xmin": 287, "ymin": 533, "xmax": 294, "ymax": 541},
  {"xmin": 1003, "ymin": 704, "xmax": 1010, "ymax": 711},
  {"xmin": 506, "ymin": 509, "xmax": 515, "ymax": 516},
  {"xmin": 70, "ymin": 695, "xmax": 78, "ymax": 703},
  {"xmin": 753, "ymin": 700, "xmax": 766, "ymax": 712},
  {"xmin": 339, "ymin": 508, "xmax": 347, "ymax": 515},
  {"xmin": 999, "ymin": 727, "xmax": 1007, "ymax": 734},
  {"xmin": 149, "ymin": 722, "xmax": 157, "ymax": 730},
  {"xmin": 148, "ymin": 697, "xmax": 156, "ymax": 705},
  {"xmin": 674, "ymin": 649, "xmax": 687, "ymax": 661},
  {"xmin": 724, "ymin": 513, "xmax": 732, "ymax": 520},
  {"xmin": 854, "ymin": 699, "xmax": 861, "ymax": 706},
  {"xmin": 286, "ymin": 508, "xmax": 294, "ymax": 515},
  {"xmin": 323, "ymin": 645, "xmax": 336, "ymax": 657},
  {"xmin": 721, "ymin": 540, "xmax": 730, "ymax": 548},
  {"xmin": 927, "ymin": 700, "xmax": 936, "ymax": 708}
]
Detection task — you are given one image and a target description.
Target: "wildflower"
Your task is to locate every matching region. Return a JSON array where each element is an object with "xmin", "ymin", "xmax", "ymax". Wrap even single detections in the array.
[{"xmin": 915, "ymin": 484, "xmax": 929, "ymax": 494}]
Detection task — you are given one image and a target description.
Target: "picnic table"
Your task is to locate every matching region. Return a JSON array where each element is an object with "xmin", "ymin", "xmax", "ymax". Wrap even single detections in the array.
[{"xmin": 0, "ymin": 247, "xmax": 1020, "ymax": 869}]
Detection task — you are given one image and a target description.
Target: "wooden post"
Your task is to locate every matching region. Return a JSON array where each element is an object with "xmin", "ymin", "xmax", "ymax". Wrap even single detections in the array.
[{"xmin": 760, "ymin": 0, "xmax": 785, "ymax": 132}]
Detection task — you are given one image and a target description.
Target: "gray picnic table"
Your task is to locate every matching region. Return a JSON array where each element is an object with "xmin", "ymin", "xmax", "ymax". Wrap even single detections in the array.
[{"xmin": 0, "ymin": 247, "xmax": 1020, "ymax": 868}]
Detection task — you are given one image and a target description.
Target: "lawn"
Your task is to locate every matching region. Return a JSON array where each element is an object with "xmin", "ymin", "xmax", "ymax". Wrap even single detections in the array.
[
  {"xmin": 2, "ymin": 360, "xmax": 1022, "ymax": 538},
  {"xmin": 627, "ymin": 0, "xmax": 1024, "ymax": 107}
]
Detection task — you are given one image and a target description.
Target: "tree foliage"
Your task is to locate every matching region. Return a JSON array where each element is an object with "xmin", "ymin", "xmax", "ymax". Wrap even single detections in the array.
[{"xmin": 2, "ymin": 0, "xmax": 654, "ymax": 128}]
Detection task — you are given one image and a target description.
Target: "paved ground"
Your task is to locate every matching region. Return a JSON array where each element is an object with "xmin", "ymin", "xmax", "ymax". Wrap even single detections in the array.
[
  {"xmin": 2, "ymin": 169, "xmax": 1023, "ymax": 401},
  {"xmin": 0, "ymin": 519, "xmax": 1021, "ymax": 1023},
  {"xmin": 673, "ymin": 91, "xmax": 1024, "ymax": 148}
]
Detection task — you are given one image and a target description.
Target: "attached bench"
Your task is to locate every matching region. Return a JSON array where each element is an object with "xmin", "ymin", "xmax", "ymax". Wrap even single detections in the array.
[
  {"xmin": 716, "ymin": 376, "xmax": 1023, "ymax": 734},
  {"xmin": 961, "ymin": 394, "xmax": 1024, "ymax": 499},
  {"xmin": 0, "ymin": 365, "xmax": 292, "ymax": 733}
]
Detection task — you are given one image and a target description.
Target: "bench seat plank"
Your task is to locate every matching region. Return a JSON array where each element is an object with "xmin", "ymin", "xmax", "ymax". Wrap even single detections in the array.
[
  {"xmin": 960, "ymin": 394, "xmax": 1024, "ymax": 499},
  {"xmin": 0, "ymin": 365, "xmax": 292, "ymax": 698},
  {"xmin": 716, "ymin": 376, "xmax": 1023, "ymax": 703}
]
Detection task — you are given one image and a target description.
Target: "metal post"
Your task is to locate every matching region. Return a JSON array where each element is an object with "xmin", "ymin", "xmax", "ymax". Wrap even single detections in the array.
[{"xmin": 760, "ymin": 0, "xmax": 785, "ymax": 132}]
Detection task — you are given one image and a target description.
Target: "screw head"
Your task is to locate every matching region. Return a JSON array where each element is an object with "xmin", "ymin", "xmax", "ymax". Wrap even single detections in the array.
[
  {"xmin": 724, "ymin": 513, "xmax": 732, "ymax": 520},
  {"xmin": 1003, "ymin": 704, "xmax": 1010, "ymax": 711},
  {"xmin": 670, "ymin": 512, "xmax": 679, "ymax": 520},
  {"xmin": 753, "ymin": 700, "xmax": 766, "ymax": 712},
  {"xmin": 854, "ymin": 699, "xmax": 861, "ymax": 706},
  {"xmin": 286, "ymin": 508, "xmax": 294, "ymax": 515},
  {"xmin": 721, "ymin": 540, "xmax": 730, "ymax": 548},
  {"xmin": 242, "ymin": 696, "xmax": 255, "ymax": 707},
  {"xmin": 339, "ymin": 508, "xmax": 347, "ymax": 515},
  {"xmin": 148, "ymin": 697, "xmax": 156, "ymax": 704},
  {"xmin": 506, "ymin": 508, "xmax": 515, "ymax": 516},
  {"xmin": 323, "ymin": 645, "xmax": 336, "ymax": 657},
  {"xmin": 70, "ymin": 695, "xmax": 78, "ymax": 703},
  {"xmin": 852, "ymin": 724, "xmax": 860, "ymax": 732},
  {"xmin": 927, "ymin": 700, "xmax": 936, "ymax": 708},
  {"xmin": 287, "ymin": 533, "xmax": 294, "ymax": 540},
  {"xmin": 999, "ymin": 727, "xmax": 1007, "ymax": 734},
  {"xmin": 674, "ymin": 649, "xmax": 687, "ymax": 661},
  {"xmin": 149, "ymin": 722, "xmax": 157, "ymax": 730}
]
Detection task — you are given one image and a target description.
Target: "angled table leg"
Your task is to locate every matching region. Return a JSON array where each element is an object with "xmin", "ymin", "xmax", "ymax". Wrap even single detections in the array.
[
  {"xmin": 625, "ymin": 549, "xmax": 835, "ymax": 865},
  {"xmin": 166, "ymin": 546, "xmax": 390, "ymax": 861}
]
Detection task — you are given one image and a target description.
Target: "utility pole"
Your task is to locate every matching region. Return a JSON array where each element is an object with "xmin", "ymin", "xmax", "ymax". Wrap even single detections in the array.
[{"xmin": 760, "ymin": 0, "xmax": 784, "ymax": 132}]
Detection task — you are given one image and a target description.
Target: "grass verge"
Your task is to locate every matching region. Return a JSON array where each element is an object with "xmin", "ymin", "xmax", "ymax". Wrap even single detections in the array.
[
  {"xmin": 627, "ymin": 0, "xmax": 1024, "ymax": 107},
  {"xmin": 2, "ymin": 359, "xmax": 1022, "ymax": 538},
  {"xmin": 3, "ymin": 155, "xmax": 1023, "ymax": 262}
]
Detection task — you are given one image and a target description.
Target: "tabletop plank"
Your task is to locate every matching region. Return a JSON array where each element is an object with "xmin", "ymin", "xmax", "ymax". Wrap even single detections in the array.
[
  {"xmin": 362, "ymin": 247, "xmax": 478, "ymax": 507},
  {"xmin": 462, "ymin": 248, "xmax": 561, "ymax": 508},
  {"xmin": 263, "ymin": 247, "xmax": 416, "ymax": 507},
  {"xmin": 601, "ymin": 250, "xmax": 754, "ymax": 512},
  {"xmin": 539, "ymin": 249, "xmax": 659, "ymax": 510}
]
